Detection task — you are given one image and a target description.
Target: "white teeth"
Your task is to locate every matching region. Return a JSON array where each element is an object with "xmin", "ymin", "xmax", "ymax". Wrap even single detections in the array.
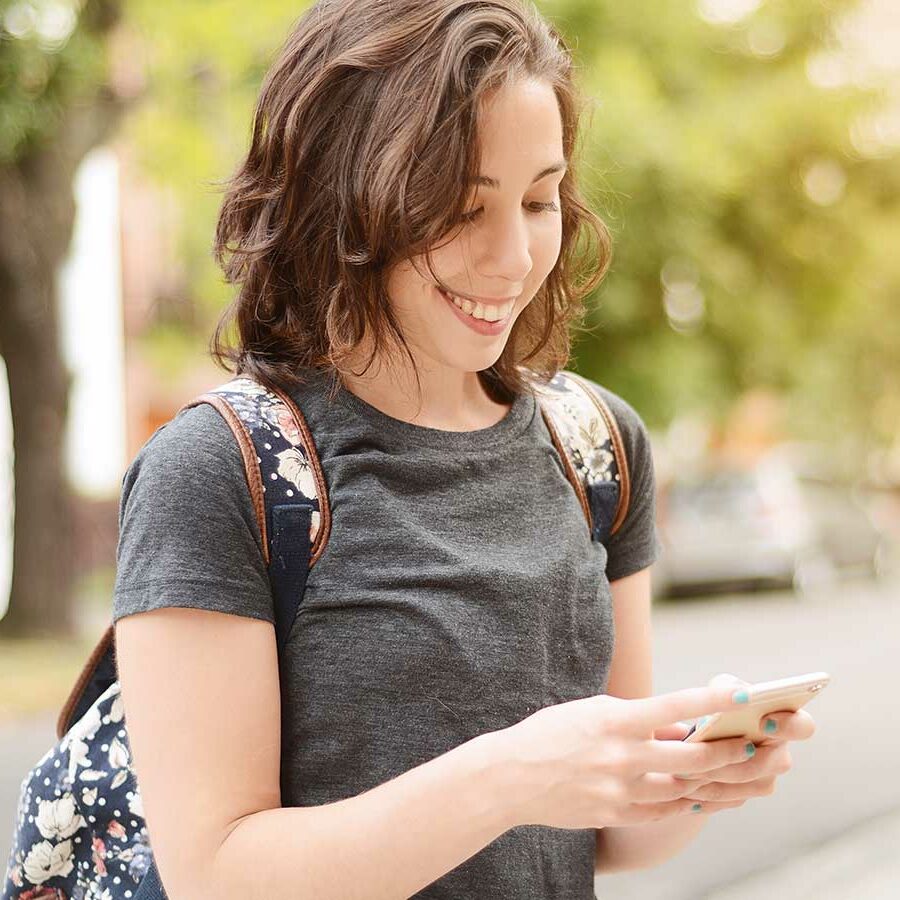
[{"xmin": 442, "ymin": 289, "xmax": 514, "ymax": 323}]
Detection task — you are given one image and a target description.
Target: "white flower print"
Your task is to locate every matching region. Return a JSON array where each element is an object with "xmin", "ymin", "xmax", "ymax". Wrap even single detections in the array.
[
  {"xmin": 108, "ymin": 736, "xmax": 130, "ymax": 770},
  {"xmin": 276, "ymin": 447, "xmax": 317, "ymax": 497},
  {"xmin": 583, "ymin": 445, "xmax": 614, "ymax": 484},
  {"xmin": 35, "ymin": 794, "xmax": 85, "ymax": 841},
  {"xmin": 66, "ymin": 736, "xmax": 92, "ymax": 785},
  {"xmin": 22, "ymin": 837, "xmax": 76, "ymax": 884},
  {"xmin": 82, "ymin": 881, "xmax": 114, "ymax": 899},
  {"xmin": 78, "ymin": 768, "xmax": 109, "ymax": 783}
]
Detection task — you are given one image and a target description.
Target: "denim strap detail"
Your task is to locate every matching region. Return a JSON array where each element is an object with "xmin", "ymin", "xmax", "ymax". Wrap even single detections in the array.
[{"xmin": 270, "ymin": 502, "xmax": 313, "ymax": 652}]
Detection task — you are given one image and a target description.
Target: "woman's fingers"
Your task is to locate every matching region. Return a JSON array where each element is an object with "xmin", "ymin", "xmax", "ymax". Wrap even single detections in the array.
[
  {"xmin": 682, "ymin": 775, "xmax": 778, "ymax": 803},
  {"xmin": 639, "ymin": 733, "xmax": 758, "ymax": 776},
  {"xmin": 627, "ymin": 770, "xmax": 716, "ymax": 803},
  {"xmin": 626, "ymin": 684, "xmax": 753, "ymax": 735},
  {"xmin": 652, "ymin": 721, "xmax": 694, "ymax": 742},
  {"xmin": 757, "ymin": 708, "xmax": 816, "ymax": 742},
  {"xmin": 617, "ymin": 796, "xmax": 747, "ymax": 825},
  {"xmin": 690, "ymin": 742, "xmax": 793, "ymax": 785}
]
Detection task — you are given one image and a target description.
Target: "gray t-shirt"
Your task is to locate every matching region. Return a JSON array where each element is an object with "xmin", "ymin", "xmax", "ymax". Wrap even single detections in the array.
[{"xmin": 112, "ymin": 369, "xmax": 663, "ymax": 899}]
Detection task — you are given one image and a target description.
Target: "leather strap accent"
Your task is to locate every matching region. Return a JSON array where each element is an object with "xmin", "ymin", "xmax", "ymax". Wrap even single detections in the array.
[
  {"xmin": 57, "ymin": 625, "xmax": 114, "ymax": 740},
  {"xmin": 539, "ymin": 404, "xmax": 593, "ymax": 533}
]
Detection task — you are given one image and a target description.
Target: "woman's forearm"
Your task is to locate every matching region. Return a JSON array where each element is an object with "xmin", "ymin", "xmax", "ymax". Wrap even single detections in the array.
[
  {"xmin": 207, "ymin": 730, "xmax": 519, "ymax": 900},
  {"xmin": 595, "ymin": 811, "xmax": 711, "ymax": 874}
]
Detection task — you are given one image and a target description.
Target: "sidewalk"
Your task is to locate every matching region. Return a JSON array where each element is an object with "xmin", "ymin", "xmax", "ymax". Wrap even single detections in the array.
[{"xmin": 704, "ymin": 805, "xmax": 900, "ymax": 900}]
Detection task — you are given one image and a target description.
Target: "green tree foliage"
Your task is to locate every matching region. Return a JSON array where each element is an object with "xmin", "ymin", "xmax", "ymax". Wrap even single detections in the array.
[
  {"xmin": 0, "ymin": 0, "xmax": 116, "ymax": 163},
  {"xmin": 120, "ymin": 0, "xmax": 310, "ymax": 334},
  {"xmin": 11, "ymin": 0, "xmax": 897, "ymax": 463},
  {"xmin": 547, "ymin": 0, "xmax": 899, "ymax": 461}
]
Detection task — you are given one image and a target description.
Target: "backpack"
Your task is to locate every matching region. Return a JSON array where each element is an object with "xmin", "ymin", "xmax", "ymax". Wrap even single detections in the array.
[{"xmin": 1, "ymin": 367, "xmax": 632, "ymax": 900}]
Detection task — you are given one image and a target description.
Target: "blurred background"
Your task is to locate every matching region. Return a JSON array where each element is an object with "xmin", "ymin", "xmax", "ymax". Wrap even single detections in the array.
[{"xmin": 0, "ymin": 0, "xmax": 898, "ymax": 897}]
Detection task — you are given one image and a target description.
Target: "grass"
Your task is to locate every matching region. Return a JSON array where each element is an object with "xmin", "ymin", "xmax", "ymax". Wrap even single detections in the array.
[
  {"xmin": 0, "ymin": 634, "xmax": 106, "ymax": 725},
  {"xmin": 0, "ymin": 566, "xmax": 115, "ymax": 727}
]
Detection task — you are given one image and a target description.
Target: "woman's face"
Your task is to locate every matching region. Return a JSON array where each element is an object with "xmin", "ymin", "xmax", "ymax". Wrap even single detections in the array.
[{"xmin": 385, "ymin": 77, "xmax": 566, "ymax": 377}]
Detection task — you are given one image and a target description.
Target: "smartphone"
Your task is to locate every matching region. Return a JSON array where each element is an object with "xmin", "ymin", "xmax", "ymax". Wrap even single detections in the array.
[{"xmin": 680, "ymin": 671, "xmax": 831, "ymax": 744}]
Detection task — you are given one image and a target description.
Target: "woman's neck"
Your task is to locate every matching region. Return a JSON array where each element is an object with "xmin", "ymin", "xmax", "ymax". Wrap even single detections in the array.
[{"xmin": 337, "ymin": 352, "xmax": 511, "ymax": 432}]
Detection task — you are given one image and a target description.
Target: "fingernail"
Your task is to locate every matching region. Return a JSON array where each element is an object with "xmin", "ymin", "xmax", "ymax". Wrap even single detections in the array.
[
  {"xmin": 764, "ymin": 718, "xmax": 777, "ymax": 734},
  {"xmin": 732, "ymin": 690, "xmax": 749, "ymax": 704},
  {"xmin": 745, "ymin": 742, "xmax": 756, "ymax": 757},
  {"xmin": 691, "ymin": 803, "xmax": 703, "ymax": 813}
]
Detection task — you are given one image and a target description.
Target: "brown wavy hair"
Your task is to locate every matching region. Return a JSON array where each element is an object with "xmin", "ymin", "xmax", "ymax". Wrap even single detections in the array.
[{"xmin": 210, "ymin": 0, "xmax": 612, "ymax": 404}]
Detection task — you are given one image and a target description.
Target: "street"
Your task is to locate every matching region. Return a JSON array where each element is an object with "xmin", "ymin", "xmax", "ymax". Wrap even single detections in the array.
[
  {"xmin": 1, "ymin": 571, "xmax": 897, "ymax": 897},
  {"xmin": 595, "ymin": 569, "xmax": 900, "ymax": 899}
]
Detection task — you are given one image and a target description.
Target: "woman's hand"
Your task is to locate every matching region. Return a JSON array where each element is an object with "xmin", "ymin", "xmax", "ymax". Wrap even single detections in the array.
[
  {"xmin": 497, "ymin": 681, "xmax": 767, "ymax": 831},
  {"xmin": 655, "ymin": 673, "xmax": 817, "ymax": 812}
]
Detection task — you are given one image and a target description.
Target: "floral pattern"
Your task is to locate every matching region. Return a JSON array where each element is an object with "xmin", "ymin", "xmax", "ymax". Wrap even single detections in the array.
[
  {"xmin": 533, "ymin": 370, "xmax": 620, "ymax": 486},
  {"xmin": 2, "ymin": 683, "xmax": 155, "ymax": 899},
  {"xmin": 211, "ymin": 377, "xmax": 323, "ymax": 545}
]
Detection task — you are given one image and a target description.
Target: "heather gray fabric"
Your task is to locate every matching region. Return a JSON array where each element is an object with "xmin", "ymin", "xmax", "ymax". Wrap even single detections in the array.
[{"xmin": 112, "ymin": 369, "xmax": 663, "ymax": 899}]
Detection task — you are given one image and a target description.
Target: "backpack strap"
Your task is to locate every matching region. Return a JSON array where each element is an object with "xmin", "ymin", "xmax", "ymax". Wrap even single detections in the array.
[
  {"xmin": 56, "ymin": 369, "xmax": 626, "ymax": 739},
  {"xmin": 182, "ymin": 375, "xmax": 330, "ymax": 651},
  {"xmin": 532, "ymin": 369, "xmax": 631, "ymax": 545},
  {"xmin": 56, "ymin": 375, "xmax": 330, "ymax": 740}
]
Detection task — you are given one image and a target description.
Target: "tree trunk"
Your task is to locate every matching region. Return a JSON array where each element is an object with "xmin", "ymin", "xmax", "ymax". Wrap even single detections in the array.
[{"xmin": 0, "ymin": 74, "xmax": 127, "ymax": 639}]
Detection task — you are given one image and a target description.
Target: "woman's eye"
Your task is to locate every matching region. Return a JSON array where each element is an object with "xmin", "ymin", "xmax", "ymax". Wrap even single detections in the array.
[
  {"xmin": 527, "ymin": 201, "xmax": 560, "ymax": 214},
  {"xmin": 457, "ymin": 201, "xmax": 560, "ymax": 225}
]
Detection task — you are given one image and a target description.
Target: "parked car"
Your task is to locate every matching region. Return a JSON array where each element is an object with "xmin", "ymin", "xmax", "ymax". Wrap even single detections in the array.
[
  {"xmin": 653, "ymin": 456, "xmax": 837, "ymax": 599},
  {"xmin": 793, "ymin": 477, "xmax": 893, "ymax": 580}
]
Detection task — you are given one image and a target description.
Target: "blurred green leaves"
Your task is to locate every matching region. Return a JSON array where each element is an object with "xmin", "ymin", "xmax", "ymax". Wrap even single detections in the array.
[
  {"xmin": 0, "ymin": 0, "xmax": 113, "ymax": 162},
  {"xmin": 545, "ymin": 0, "xmax": 899, "ymax": 459},
  {"xmin": 2, "ymin": 0, "xmax": 897, "ymax": 461}
]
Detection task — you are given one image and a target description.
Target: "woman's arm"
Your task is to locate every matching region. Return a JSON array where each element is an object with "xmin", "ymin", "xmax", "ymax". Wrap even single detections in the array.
[
  {"xmin": 594, "ymin": 567, "xmax": 711, "ymax": 875},
  {"xmin": 116, "ymin": 606, "xmax": 520, "ymax": 900},
  {"xmin": 213, "ymin": 729, "xmax": 515, "ymax": 900}
]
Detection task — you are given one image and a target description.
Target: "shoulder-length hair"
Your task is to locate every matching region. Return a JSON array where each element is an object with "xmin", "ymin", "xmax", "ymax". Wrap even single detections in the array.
[{"xmin": 210, "ymin": 0, "xmax": 611, "ymax": 404}]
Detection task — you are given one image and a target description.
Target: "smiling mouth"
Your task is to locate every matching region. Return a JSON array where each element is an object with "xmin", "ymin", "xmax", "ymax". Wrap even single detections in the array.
[{"xmin": 436, "ymin": 286, "xmax": 517, "ymax": 324}]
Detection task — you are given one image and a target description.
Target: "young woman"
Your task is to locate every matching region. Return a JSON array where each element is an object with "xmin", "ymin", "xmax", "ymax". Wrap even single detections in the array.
[{"xmin": 112, "ymin": 1, "xmax": 816, "ymax": 898}]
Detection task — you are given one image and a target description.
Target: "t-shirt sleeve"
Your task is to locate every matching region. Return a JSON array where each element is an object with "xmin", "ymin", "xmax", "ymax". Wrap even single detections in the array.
[
  {"xmin": 111, "ymin": 401, "xmax": 276, "ymax": 626},
  {"xmin": 581, "ymin": 378, "xmax": 664, "ymax": 583}
]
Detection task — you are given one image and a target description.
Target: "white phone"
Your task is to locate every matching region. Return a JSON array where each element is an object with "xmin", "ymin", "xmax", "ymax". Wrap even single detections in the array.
[{"xmin": 681, "ymin": 671, "xmax": 831, "ymax": 744}]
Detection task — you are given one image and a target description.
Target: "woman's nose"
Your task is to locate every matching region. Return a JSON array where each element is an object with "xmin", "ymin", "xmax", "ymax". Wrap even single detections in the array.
[{"xmin": 477, "ymin": 214, "xmax": 533, "ymax": 285}]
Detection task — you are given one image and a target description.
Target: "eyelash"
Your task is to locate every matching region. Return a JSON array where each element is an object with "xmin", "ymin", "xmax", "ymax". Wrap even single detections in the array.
[{"xmin": 457, "ymin": 201, "xmax": 560, "ymax": 225}]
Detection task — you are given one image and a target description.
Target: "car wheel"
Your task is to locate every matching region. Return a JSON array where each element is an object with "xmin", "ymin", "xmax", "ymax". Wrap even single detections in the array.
[{"xmin": 792, "ymin": 550, "xmax": 837, "ymax": 596}]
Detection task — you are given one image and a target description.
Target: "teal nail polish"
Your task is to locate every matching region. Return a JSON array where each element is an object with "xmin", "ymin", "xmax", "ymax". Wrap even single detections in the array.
[
  {"xmin": 764, "ymin": 718, "xmax": 777, "ymax": 734},
  {"xmin": 692, "ymin": 803, "xmax": 703, "ymax": 812},
  {"xmin": 745, "ymin": 742, "xmax": 756, "ymax": 757},
  {"xmin": 732, "ymin": 689, "xmax": 749, "ymax": 704}
]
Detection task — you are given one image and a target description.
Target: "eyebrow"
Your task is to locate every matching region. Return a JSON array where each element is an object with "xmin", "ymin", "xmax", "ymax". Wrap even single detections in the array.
[{"xmin": 467, "ymin": 160, "xmax": 568, "ymax": 189}]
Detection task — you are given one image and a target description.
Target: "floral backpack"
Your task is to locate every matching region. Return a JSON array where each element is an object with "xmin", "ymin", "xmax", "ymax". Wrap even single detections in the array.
[{"xmin": 1, "ymin": 367, "xmax": 631, "ymax": 900}]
